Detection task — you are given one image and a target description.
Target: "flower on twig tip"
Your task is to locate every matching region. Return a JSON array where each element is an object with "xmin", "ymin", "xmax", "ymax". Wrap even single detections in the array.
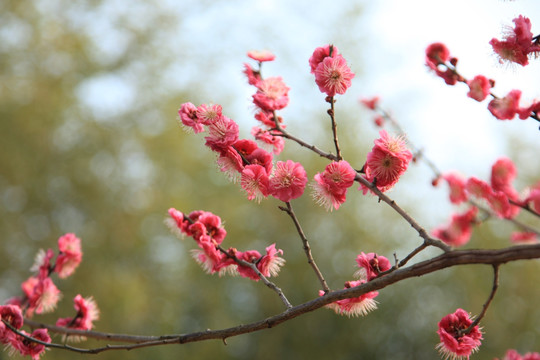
[
  {"xmin": 320, "ymin": 280, "xmax": 378, "ymax": 317},
  {"xmin": 56, "ymin": 294, "xmax": 100, "ymax": 339},
  {"xmin": 355, "ymin": 252, "xmax": 391, "ymax": 281},
  {"xmin": 436, "ymin": 308, "xmax": 482, "ymax": 360},
  {"xmin": 314, "ymin": 54, "xmax": 355, "ymax": 97},
  {"xmin": 431, "ymin": 206, "xmax": 478, "ymax": 247}
]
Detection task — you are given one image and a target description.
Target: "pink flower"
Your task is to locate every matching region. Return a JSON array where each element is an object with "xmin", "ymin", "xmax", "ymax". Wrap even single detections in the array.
[
  {"xmin": 188, "ymin": 211, "xmax": 227, "ymax": 245},
  {"xmin": 204, "ymin": 116, "xmax": 239, "ymax": 154},
  {"xmin": 443, "ymin": 173, "xmax": 468, "ymax": 205},
  {"xmin": 245, "ymin": 147, "xmax": 273, "ymax": 175},
  {"xmin": 432, "ymin": 207, "xmax": 478, "ymax": 247},
  {"xmin": 178, "ymin": 102, "xmax": 205, "ymax": 133},
  {"xmin": 490, "ymin": 15, "xmax": 540, "ymax": 66},
  {"xmin": 196, "ymin": 104, "xmax": 223, "ymax": 125},
  {"xmin": 0, "ymin": 305, "xmax": 24, "ymax": 343},
  {"xmin": 23, "ymin": 276, "xmax": 62, "ymax": 317},
  {"xmin": 55, "ymin": 233, "xmax": 82, "ymax": 278},
  {"xmin": 56, "ymin": 294, "xmax": 99, "ymax": 333},
  {"xmin": 252, "ymin": 76, "xmax": 290, "ymax": 111},
  {"xmin": 361, "ymin": 130, "xmax": 412, "ymax": 193},
  {"xmin": 518, "ymin": 100, "xmax": 540, "ymax": 120},
  {"xmin": 311, "ymin": 161, "xmax": 357, "ymax": 211},
  {"xmin": 269, "ymin": 160, "xmax": 308, "ymax": 202},
  {"xmin": 465, "ymin": 177, "xmax": 493, "ymax": 200},
  {"xmin": 525, "ymin": 188, "xmax": 540, "ymax": 213},
  {"xmin": 251, "ymin": 126, "xmax": 285, "ymax": 155},
  {"xmin": 436, "ymin": 308, "xmax": 482, "ymax": 360},
  {"xmin": 321, "ymin": 280, "xmax": 378, "ymax": 317},
  {"xmin": 216, "ymin": 146, "xmax": 244, "ymax": 181},
  {"xmin": 497, "ymin": 349, "xmax": 540, "ymax": 360},
  {"xmin": 309, "ymin": 44, "xmax": 339, "ymax": 73},
  {"xmin": 488, "ymin": 89, "xmax": 521, "ymax": 120},
  {"xmin": 241, "ymin": 164, "xmax": 270, "ymax": 202},
  {"xmin": 191, "ymin": 237, "xmax": 230, "ymax": 275},
  {"xmin": 425, "ymin": 42, "xmax": 450, "ymax": 70},
  {"xmin": 373, "ymin": 115, "xmax": 385, "ymax": 127},
  {"xmin": 491, "ymin": 157, "xmax": 517, "ymax": 192},
  {"xmin": 359, "ymin": 96, "xmax": 380, "ymax": 110},
  {"xmin": 243, "ymin": 63, "xmax": 262, "ymax": 87},
  {"xmin": 488, "ymin": 191, "xmax": 513, "ymax": 218},
  {"xmin": 355, "ymin": 252, "xmax": 391, "ymax": 281},
  {"xmin": 257, "ymin": 243, "xmax": 285, "ymax": 278},
  {"xmin": 247, "ymin": 50, "xmax": 275, "ymax": 62},
  {"xmin": 510, "ymin": 231, "xmax": 538, "ymax": 244},
  {"xmin": 314, "ymin": 54, "xmax": 355, "ymax": 97},
  {"xmin": 467, "ymin": 75, "xmax": 492, "ymax": 102},
  {"xmin": 8, "ymin": 328, "xmax": 50, "ymax": 360}
]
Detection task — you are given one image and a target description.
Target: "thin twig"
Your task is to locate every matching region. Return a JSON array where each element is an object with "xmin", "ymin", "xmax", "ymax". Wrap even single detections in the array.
[
  {"xmin": 279, "ymin": 201, "xmax": 330, "ymax": 293},
  {"xmin": 459, "ymin": 264, "xmax": 500, "ymax": 336},
  {"xmin": 327, "ymin": 96, "xmax": 342, "ymax": 160}
]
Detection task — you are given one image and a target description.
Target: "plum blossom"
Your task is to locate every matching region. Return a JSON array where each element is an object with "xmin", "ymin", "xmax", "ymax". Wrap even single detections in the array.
[
  {"xmin": 488, "ymin": 90, "xmax": 521, "ymax": 120},
  {"xmin": 314, "ymin": 54, "xmax": 355, "ymax": 97},
  {"xmin": 467, "ymin": 75, "xmax": 492, "ymax": 102},
  {"xmin": 442, "ymin": 173, "xmax": 468, "ymax": 205},
  {"xmin": 252, "ymin": 76, "xmax": 290, "ymax": 111},
  {"xmin": 490, "ymin": 15, "xmax": 540, "ymax": 66},
  {"xmin": 241, "ymin": 164, "xmax": 270, "ymax": 202},
  {"xmin": 359, "ymin": 96, "xmax": 380, "ymax": 110},
  {"xmin": 56, "ymin": 294, "xmax": 100, "ymax": 335},
  {"xmin": 311, "ymin": 160, "xmax": 357, "ymax": 211},
  {"xmin": 309, "ymin": 44, "xmax": 339, "ymax": 73},
  {"xmin": 432, "ymin": 207, "xmax": 478, "ymax": 247},
  {"xmin": 0, "ymin": 305, "xmax": 24, "ymax": 344},
  {"xmin": 232, "ymin": 244, "xmax": 285, "ymax": 281},
  {"xmin": 8, "ymin": 328, "xmax": 50, "ymax": 360},
  {"xmin": 361, "ymin": 130, "xmax": 413, "ymax": 193},
  {"xmin": 320, "ymin": 280, "xmax": 378, "ymax": 317},
  {"xmin": 510, "ymin": 231, "xmax": 538, "ymax": 244},
  {"xmin": 196, "ymin": 103, "xmax": 222, "ymax": 125},
  {"xmin": 204, "ymin": 116, "xmax": 239, "ymax": 154},
  {"xmin": 355, "ymin": 252, "xmax": 391, "ymax": 281},
  {"xmin": 55, "ymin": 233, "xmax": 82, "ymax": 278},
  {"xmin": 436, "ymin": 308, "xmax": 482, "ymax": 360},
  {"xmin": 247, "ymin": 49, "xmax": 275, "ymax": 62},
  {"xmin": 496, "ymin": 349, "xmax": 540, "ymax": 360},
  {"xmin": 425, "ymin": 42, "xmax": 461, "ymax": 85},
  {"xmin": 178, "ymin": 102, "xmax": 205, "ymax": 133},
  {"xmin": 269, "ymin": 160, "xmax": 307, "ymax": 202}
]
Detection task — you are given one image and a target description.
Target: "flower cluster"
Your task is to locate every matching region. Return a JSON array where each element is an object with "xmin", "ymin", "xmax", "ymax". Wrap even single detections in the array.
[
  {"xmin": 436, "ymin": 308, "xmax": 483, "ymax": 360},
  {"xmin": 0, "ymin": 234, "xmax": 97, "ymax": 359},
  {"xmin": 7, "ymin": 233, "xmax": 83, "ymax": 317},
  {"xmin": 311, "ymin": 160, "xmax": 357, "ymax": 211},
  {"xmin": 0, "ymin": 305, "xmax": 51, "ymax": 360},
  {"xmin": 360, "ymin": 130, "xmax": 413, "ymax": 194},
  {"xmin": 497, "ymin": 349, "xmax": 540, "ymax": 360},
  {"xmin": 490, "ymin": 15, "xmax": 540, "ymax": 66},
  {"xmin": 309, "ymin": 44, "xmax": 355, "ymax": 97},
  {"xmin": 166, "ymin": 208, "xmax": 285, "ymax": 280},
  {"xmin": 433, "ymin": 157, "xmax": 539, "ymax": 246}
]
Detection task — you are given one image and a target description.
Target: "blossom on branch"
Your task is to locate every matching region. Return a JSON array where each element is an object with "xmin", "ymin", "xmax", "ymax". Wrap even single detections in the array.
[
  {"xmin": 269, "ymin": 160, "xmax": 307, "ymax": 202},
  {"xmin": 361, "ymin": 130, "xmax": 413, "ymax": 193},
  {"xmin": 56, "ymin": 294, "xmax": 99, "ymax": 334},
  {"xmin": 490, "ymin": 15, "xmax": 540, "ymax": 66},
  {"xmin": 355, "ymin": 252, "xmax": 391, "ymax": 281},
  {"xmin": 314, "ymin": 54, "xmax": 355, "ymax": 97},
  {"xmin": 311, "ymin": 160, "xmax": 357, "ymax": 211},
  {"xmin": 497, "ymin": 349, "xmax": 540, "ymax": 360},
  {"xmin": 320, "ymin": 280, "xmax": 378, "ymax": 317},
  {"xmin": 252, "ymin": 76, "xmax": 290, "ymax": 112},
  {"xmin": 436, "ymin": 308, "xmax": 482, "ymax": 360},
  {"xmin": 488, "ymin": 90, "xmax": 521, "ymax": 120},
  {"xmin": 7, "ymin": 328, "xmax": 50, "ymax": 360},
  {"xmin": 442, "ymin": 173, "xmax": 468, "ymax": 205},
  {"xmin": 247, "ymin": 50, "xmax": 276, "ymax": 62},
  {"xmin": 466, "ymin": 75, "xmax": 492, "ymax": 102},
  {"xmin": 432, "ymin": 206, "xmax": 478, "ymax": 247},
  {"xmin": 55, "ymin": 233, "xmax": 82, "ymax": 279}
]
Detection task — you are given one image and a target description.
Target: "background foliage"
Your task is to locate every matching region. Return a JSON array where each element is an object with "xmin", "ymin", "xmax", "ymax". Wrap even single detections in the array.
[{"xmin": 1, "ymin": 0, "xmax": 539, "ymax": 359}]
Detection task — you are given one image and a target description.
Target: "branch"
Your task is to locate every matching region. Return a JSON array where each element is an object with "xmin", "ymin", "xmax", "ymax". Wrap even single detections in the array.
[
  {"xmin": 326, "ymin": 96, "xmax": 342, "ymax": 160},
  {"xmin": 23, "ymin": 244, "xmax": 540, "ymax": 353},
  {"xmin": 279, "ymin": 201, "xmax": 330, "ymax": 293}
]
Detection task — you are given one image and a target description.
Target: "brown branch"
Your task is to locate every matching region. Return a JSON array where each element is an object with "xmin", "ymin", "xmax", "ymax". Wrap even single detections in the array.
[
  {"xmin": 21, "ymin": 244, "xmax": 540, "ymax": 354},
  {"xmin": 279, "ymin": 201, "xmax": 330, "ymax": 293},
  {"xmin": 326, "ymin": 96, "xmax": 342, "ymax": 160}
]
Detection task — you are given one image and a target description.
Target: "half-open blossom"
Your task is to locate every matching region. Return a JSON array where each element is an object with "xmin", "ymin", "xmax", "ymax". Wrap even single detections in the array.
[
  {"xmin": 251, "ymin": 126, "xmax": 285, "ymax": 155},
  {"xmin": 257, "ymin": 244, "xmax": 285, "ymax": 278},
  {"xmin": 191, "ymin": 237, "xmax": 229, "ymax": 275},
  {"xmin": 432, "ymin": 206, "xmax": 478, "ymax": 247},
  {"xmin": 314, "ymin": 54, "xmax": 355, "ymax": 97},
  {"xmin": 247, "ymin": 50, "xmax": 275, "ymax": 62},
  {"xmin": 309, "ymin": 44, "xmax": 339, "ymax": 73},
  {"xmin": 55, "ymin": 233, "xmax": 82, "ymax": 279},
  {"xmin": 269, "ymin": 160, "xmax": 307, "ymax": 202},
  {"xmin": 488, "ymin": 89, "xmax": 521, "ymax": 120},
  {"xmin": 467, "ymin": 75, "xmax": 492, "ymax": 102},
  {"xmin": 8, "ymin": 328, "xmax": 50, "ymax": 360},
  {"xmin": 355, "ymin": 252, "xmax": 391, "ymax": 281},
  {"xmin": 362, "ymin": 130, "xmax": 413, "ymax": 193},
  {"xmin": 56, "ymin": 294, "xmax": 100, "ymax": 332},
  {"xmin": 243, "ymin": 63, "xmax": 262, "ymax": 87},
  {"xmin": 443, "ymin": 173, "xmax": 468, "ymax": 204},
  {"xmin": 491, "ymin": 157, "xmax": 517, "ymax": 192},
  {"xmin": 490, "ymin": 15, "xmax": 540, "ymax": 66},
  {"xmin": 178, "ymin": 102, "xmax": 205, "ymax": 133},
  {"xmin": 311, "ymin": 160, "xmax": 357, "ymax": 211},
  {"xmin": 252, "ymin": 76, "xmax": 290, "ymax": 111},
  {"xmin": 241, "ymin": 164, "xmax": 270, "ymax": 202},
  {"xmin": 436, "ymin": 308, "xmax": 483, "ymax": 360},
  {"xmin": 425, "ymin": 42, "xmax": 451, "ymax": 70},
  {"xmin": 320, "ymin": 280, "xmax": 378, "ymax": 317}
]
